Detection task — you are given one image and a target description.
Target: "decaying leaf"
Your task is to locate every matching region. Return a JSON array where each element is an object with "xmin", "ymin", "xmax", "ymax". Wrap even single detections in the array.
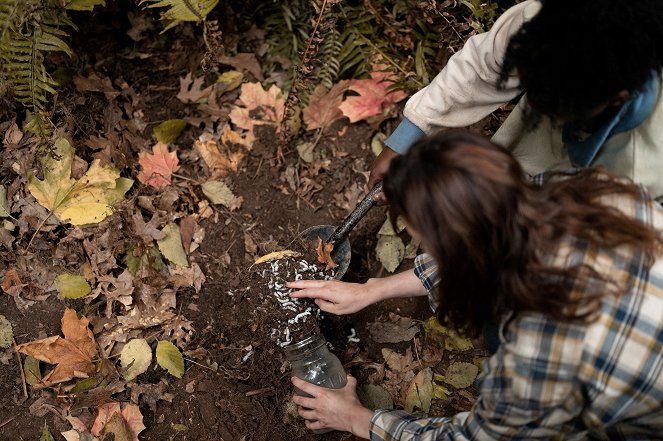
[
  {"xmin": 367, "ymin": 314, "xmax": 419, "ymax": 343},
  {"xmin": 444, "ymin": 362, "xmax": 479, "ymax": 389},
  {"xmin": 16, "ymin": 308, "xmax": 97, "ymax": 385},
  {"xmin": 201, "ymin": 180, "xmax": 243, "ymax": 210},
  {"xmin": 157, "ymin": 223, "xmax": 189, "ymax": 267},
  {"xmin": 338, "ymin": 69, "xmax": 407, "ymax": 123},
  {"xmin": 228, "ymin": 82, "xmax": 285, "ymax": 146},
  {"xmin": 24, "ymin": 356, "xmax": 42, "ymax": 385},
  {"xmin": 254, "ymin": 250, "xmax": 302, "ymax": 265},
  {"xmin": 177, "ymin": 72, "xmax": 213, "ymax": 103},
  {"xmin": 217, "ymin": 70, "xmax": 244, "ymax": 91},
  {"xmin": 315, "ymin": 237, "xmax": 337, "ymax": 271},
  {"xmin": 371, "ymin": 132, "xmax": 387, "ymax": 157},
  {"xmin": 357, "ymin": 383, "xmax": 394, "ymax": 411},
  {"xmin": 376, "ymin": 235, "xmax": 405, "ymax": 272},
  {"xmin": 55, "ymin": 274, "xmax": 91, "ymax": 299},
  {"xmin": 303, "ymin": 82, "xmax": 349, "ymax": 131},
  {"xmin": 40, "ymin": 423, "xmax": 55, "ymax": 441},
  {"xmin": 156, "ymin": 340, "xmax": 184, "ymax": 378},
  {"xmin": 404, "ymin": 367, "xmax": 434, "ymax": 413},
  {"xmin": 152, "ymin": 119, "xmax": 187, "ymax": 144},
  {"xmin": 0, "ymin": 185, "xmax": 10, "ymax": 217},
  {"xmin": 120, "ymin": 339, "xmax": 152, "ymax": 381},
  {"xmin": 296, "ymin": 141, "xmax": 315, "ymax": 163},
  {"xmin": 91, "ymin": 402, "xmax": 145, "ymax": 441},
  {"xmin": 137, "ymin": 142, "xmax": 180, "ymax": 191},
  {"xmin": 219, "ymin": 53, "xmax": 264, "ymax": 81},
  {"xmin": 194, "ymin": 133, "xmax": 246, "ymax": 178},
  {"xmin": 0, "ymin": 314, "xmax": 12, "ymax": 349},
  {"xmin": 27, "ymin": 138, "xmax": 133, "ymax": 226},
  {"xmin": 423, "ymin": 316, "xmax": 474, "ymax": 352}
]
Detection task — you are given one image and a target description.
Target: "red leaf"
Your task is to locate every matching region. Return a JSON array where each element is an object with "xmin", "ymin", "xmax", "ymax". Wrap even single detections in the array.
[
  {"xmin": 303, "ymin": 81, "xmax": 349, "ymax": 131},
  {"xmin": 339, "ymin": 70, "xmax": 407, "ymax": 123},
  {"xmin": 137, "ymin": 143, "xmax": 180, "ymax": 191}
]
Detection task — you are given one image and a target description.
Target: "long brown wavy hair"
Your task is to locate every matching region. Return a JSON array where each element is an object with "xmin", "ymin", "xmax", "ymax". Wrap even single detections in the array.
[{"xmin": 383, "ymin": 132, "xmax": 663, "ymax": 335}]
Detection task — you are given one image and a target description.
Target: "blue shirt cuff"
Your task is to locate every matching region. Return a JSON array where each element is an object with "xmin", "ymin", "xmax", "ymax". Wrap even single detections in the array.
[{"xmin": 384, "ymin": 118, "xmax": 426, "ymax": 154}]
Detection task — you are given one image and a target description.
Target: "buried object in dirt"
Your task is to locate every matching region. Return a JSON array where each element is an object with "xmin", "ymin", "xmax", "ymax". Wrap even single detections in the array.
[
  {"xmin": 285, "ymin": 333, "xmax": 347, "ymax": 434},
  {"xmin": 300, "ymin": 183, "xmax": 382, "ymax": 279}
]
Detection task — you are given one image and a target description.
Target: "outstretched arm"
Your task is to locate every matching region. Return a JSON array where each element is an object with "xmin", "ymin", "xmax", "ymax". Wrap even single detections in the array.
[{"xmin": 287, "ymin": 269, "xmax": 427, "ymax": 315}]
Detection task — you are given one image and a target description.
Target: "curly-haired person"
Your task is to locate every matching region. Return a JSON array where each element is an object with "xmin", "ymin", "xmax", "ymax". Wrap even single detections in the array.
[
  {"xmin": 288, "ymin": 132, "xmax": 663, "ymax": 440},
  {"xmin": 369, "ymin": 0, "xmax": 663, "ymax": 201}
]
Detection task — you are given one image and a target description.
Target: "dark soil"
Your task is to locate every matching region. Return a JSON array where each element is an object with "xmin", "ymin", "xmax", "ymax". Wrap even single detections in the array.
[{"xmin": 0, "ymin": 3, "xmax": 503, "ymax": 440}]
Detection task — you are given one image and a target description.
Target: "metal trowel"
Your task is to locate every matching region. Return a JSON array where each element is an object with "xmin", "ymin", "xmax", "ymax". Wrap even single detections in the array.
[{"xmin": 300, "ymin": 183, "xmax": 382, "ymax": 279}]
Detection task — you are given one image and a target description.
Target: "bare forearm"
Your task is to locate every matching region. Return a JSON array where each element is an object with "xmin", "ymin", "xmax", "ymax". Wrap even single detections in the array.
[{"xmin": 364, "ymin": 269, "xmax": 427, "ymax": 304}]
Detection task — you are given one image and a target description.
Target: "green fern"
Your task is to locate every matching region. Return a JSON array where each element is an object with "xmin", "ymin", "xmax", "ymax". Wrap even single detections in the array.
[
  {"xmin": 139, "ymin": 0, "xmax": 220, "ymax": 31},
  {"xmin": 0, "ymin": 0, "xmax": 105, "ymax": 136}
]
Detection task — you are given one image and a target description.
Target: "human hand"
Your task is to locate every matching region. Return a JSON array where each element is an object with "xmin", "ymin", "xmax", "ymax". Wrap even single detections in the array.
[
  {"xmin": 291, "ymin": 375, "xmax": 373, "ymax": 438},
  {"xmin": 367, "ymin": 146, "xmax": 400, "ymax": 202},
  {"xmin": 286, "ymin": 279, "xmax": 378, "ymax": 315}
]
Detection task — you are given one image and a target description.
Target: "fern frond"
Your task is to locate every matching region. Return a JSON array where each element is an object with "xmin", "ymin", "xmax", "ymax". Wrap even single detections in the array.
[{"xmin": 139, "ymin": 0, "xmax": 220, "ymax": 31}]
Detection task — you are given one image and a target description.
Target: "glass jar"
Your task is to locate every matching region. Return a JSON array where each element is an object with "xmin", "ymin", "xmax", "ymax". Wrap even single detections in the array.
[{"xmin": 284, "ymin": 333, "xmax": 347, "ymax": 434}]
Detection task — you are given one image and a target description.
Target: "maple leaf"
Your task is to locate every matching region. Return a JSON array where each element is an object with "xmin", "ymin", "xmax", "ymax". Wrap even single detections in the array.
[
  {"xmin": 137, "ymin": 142, "xmax": 180, "ymax": 191},
  {"xmin": 194, "ymin": 132, "xmax": 245, "ymax": 178},
  {"xmin": 177, "ymin": 72, "xmax": 213, "ymax": 104},
  {"xmin": 28, "ymin": 138, "xmax": 134, "ymax": 226},
  {"xmin": 315, "ymin": 236, "xmax": 338, "ymax": 271},
  {"xmin": 228, "ymin": 82, "xmax": 285, "ymax": 145},
  {"xmin": 303, "ymin": 81, "xmax": 349, "ymax": 131},
  {"xmin": 16, "ymin": 308, "xmax": 97, "ymax": 386},
  {"xmin": 338, "ymin": 70, "xmax": 408, "ymax": 123}
]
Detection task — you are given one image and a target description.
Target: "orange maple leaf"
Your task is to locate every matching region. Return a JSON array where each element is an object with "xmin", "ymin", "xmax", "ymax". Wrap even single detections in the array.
[
  {"xmin": 315, "ymin": 236, "xmax": 338, "ymax": 271},
  {"xmin": 137, "ymin": 142, "xmax": 180, "ymax": 190},
  {"xmin": 194, "ymin": 132, "xmax": 245, "ymax": 179},
  {"xmin": 303, "ymin": 81, "xmax": 349, "ymax": 131},
  {"xmin": 16, "ymin": 308, "xmax": 98, "ymax": 385},
  {"xmin": 338, "ymin": 70, "xmax": 408, "ymax": 123},
  {"xmin": 228, "ymin": 82, "xmax": 285, "ymax": 146}
]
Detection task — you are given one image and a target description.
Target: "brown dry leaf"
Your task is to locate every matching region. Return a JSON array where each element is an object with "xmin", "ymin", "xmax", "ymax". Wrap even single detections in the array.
[
  {"xmin": 219, "ymin": 53, "xmax": 264, "ymax": 81},
  {"xmin": 303, "ymin": 81, "xmax": 349, "ymax": 131},
  {"xmin": 228, "ymin": 82, "xmax": 285, "ymax": 146},
  {"xmin": 91, "ymin": 402, "xmax": 145, "ymax": 441},
  {"xmin": 129, "ymin": 380, "xmax": 174, "ymax": 412},
  {"xmin": 177, "ymin": 72, "xmax": 213, "ymax": 104},
  {"xmin": 194, "ymin": 133, "xmax": 245, "ymax": 179},
  {"xmin": 137, "ymin": 143, "xmax": 180, "ymax": 191},
  {"xmin": 315, "ymin": 237, "xmax": 338, "ymax": 271},
  {"xmin": 367, "ymin": 314, "xmax": 419, "ymax": 344},
  {"xmin": 16, "ymin": 308, "xmax": 97, "ymax": 385}
]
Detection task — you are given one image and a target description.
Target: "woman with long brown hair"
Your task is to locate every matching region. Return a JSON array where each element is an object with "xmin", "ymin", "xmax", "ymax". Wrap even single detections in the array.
[{"xmin": 287, "ymin": 132, "xmax": 663, "ymax": 439}]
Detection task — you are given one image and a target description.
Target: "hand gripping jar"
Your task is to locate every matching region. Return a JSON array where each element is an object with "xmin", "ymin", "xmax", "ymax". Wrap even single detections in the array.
[{"xmin": 285, "ymin": 333, "xmax": 347, "ymax": 434}]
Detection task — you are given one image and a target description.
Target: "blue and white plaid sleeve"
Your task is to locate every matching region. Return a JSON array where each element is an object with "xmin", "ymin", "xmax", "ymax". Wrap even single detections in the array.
[{"xmin": 413, "ymin": 253, "xmax": 440, "ymax": 311}]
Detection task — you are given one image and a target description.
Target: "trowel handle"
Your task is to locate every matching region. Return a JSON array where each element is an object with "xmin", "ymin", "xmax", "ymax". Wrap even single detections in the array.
[{"xmin": 328, "ymin": 182, "xmax": 382, "ymax": 244}]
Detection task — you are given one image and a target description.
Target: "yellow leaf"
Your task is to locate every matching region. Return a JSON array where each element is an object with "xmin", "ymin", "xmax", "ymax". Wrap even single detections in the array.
[
  {"xmin": 156, "ymin": 340, "xmax": 184, "ymax": 378},
  {"xmin": 55, "ymin": 274, "xmax": 91, "ymax": 299},
  {"xmin": 217, "ymin": 70, "xmax": 243, "ymax": 91},
  {"xmin": 404, "ymin": 367, "xmax": 434, "ymax": 413},
  {"xmin": 253, "ymin": 250, "xmax": 302, "ymax": 265},
  {"xmin": 27, "ymin": 138, "xmax": 133, "ymax": 226},
  {"xmin": 153, "ymin": 119, "xmax": 187, "ymax": 144}
]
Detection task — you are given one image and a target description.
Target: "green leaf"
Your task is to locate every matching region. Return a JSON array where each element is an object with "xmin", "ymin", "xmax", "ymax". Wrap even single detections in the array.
[
  {"xmin": 153, "ymin": 119, "xmax": 187, "ymax": 144},
  {"xmin": 157, "ymin": 223, "xmax": 189, "ymax": 267},
  {"xmin": 357, "ymin": 383, "xmax": 393, "ymax": 410},
  {"xmin": 156, "ymin": 340, "xmax": 184, "ymax": 378},
  {"xmin": 24, "ymin": 356, "xmax": 42, "ymax": 385},
  {"xmin": 139, "ymin": 0, "xmax": 219, "ymax": 31},
  {"xmin": 64, "ymin": 0, "xmax": 106, "ymax": 11},
  {"xmin": 55, "ymin": 274, "xmax": 91, "ymax": 299},
  {"xmin": 0, "ymin": 314, "xmax": 13, "ymax": 349},
  {"xmin": 120, "ymin": 339, "xmax": 152, "ymax": 381},
  {"xmin": 444, "ymin": 362, "xmax": 479, "ymax": 389},
  {"xmin": 40, "ymin": 422, "xmax": 55, "ymax": 441},
  {"xmin": 201, "ymin": 181, "xmax": 242, "ymax": 210}
]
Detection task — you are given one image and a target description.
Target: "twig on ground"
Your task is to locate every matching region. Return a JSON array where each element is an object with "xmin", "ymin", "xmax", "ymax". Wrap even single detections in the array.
[
  {"xmin": 12, "ymin": 337, "xmax": 28, "ymax": 400},
  {"xmin": 0, "ymin": 416, "xmax": 16, "ymax": 430}
]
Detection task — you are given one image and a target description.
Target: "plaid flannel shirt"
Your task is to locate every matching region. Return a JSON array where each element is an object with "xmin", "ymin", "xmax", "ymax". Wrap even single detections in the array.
[{"xmin": 370, "ymin": 186, "xmax": 663, "ymax": 440}]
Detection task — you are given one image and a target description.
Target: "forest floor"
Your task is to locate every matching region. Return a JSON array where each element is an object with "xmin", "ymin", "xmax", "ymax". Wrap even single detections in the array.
[{"xmin": 0, "ymin": 3, "xmax": 506, "ymax": 440}]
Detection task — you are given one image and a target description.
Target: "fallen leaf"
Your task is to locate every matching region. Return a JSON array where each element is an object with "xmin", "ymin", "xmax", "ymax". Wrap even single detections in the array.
[
  {"xmin": 404, "ymin": 238, "xmax": 421, "ymax": 259},
  {"xmin": 194, "ymin": 133, "xmax": 246, "ymax": 178},
  {"xmin": 137, "ymin": 142, "xmax": 180, "ymax": 191},
  {"xmin": 0, "ymin": 185, "xmax": 10, "ymax": 217},
  {"xmin": 201, "ymin": 180, "xmax": 243, "ymax": 210},
  {"xmin": 55, "ymin": 274, "xmax": 91, "ymax": 299},
  {"xmin": 177, "ymin": 72, "xmax": 213, "ymax": 103},
  {"xmin": 120, "ymin": 339, "xmax": 152, "ymax": 381},
  {"xmin": 156, "ymin": 340, "xmax": 184, "ymax": 378},
  {"xmin": 367, "ymin": 317, "xmax": 419, "ymax": 343},
  {"xmin": 129, "ymin": 380, "xmax": 174, "ymax": 412},
  {"xmin": 423, "ymin": 317, "xmax": 474, "ymax": 352},
  {"xmin": 16, "ymin": 308, "xmax": 97, "ymax": 385},
  {"xmin": 254, "ymin": 250, "xmax": 302, "ymax": 265},
  {"xmin": 357, "ymin": 383, "xmax": 394, "ymax": 410},
  {"xmin": 168, "ymin": 263, "xmax": 206, "ymax": 293},
  {"xmin": 217, "ymin": 70, "xmax": 244, "ymax": 91},
  {"xmin": 303, "ymin": 81, "xmax": 349, "ymax": 131},
  {"xmin": 315, "ymin": 236, "xmax": 338, "ymax": 270},
  {"xmin": 296, "ymin": 141, "xmax": 315, "ymax": 163},
  {"xmin": 24, "ymin": 356, "xmax": 42, "ymax": 385},
  {"xmin": 371, "ymin": 132, "xmax": 387, "ymax": 157},
  {"xmin": 152, "ymin": 119, "xmax": 187, "ymax": 144},
  {"xmin": 219, "ymin": 53, "xmax": 264, "ymax": 81},
  {"xmin": 228, "ymin": 82, "xmax": 285, "ymax": 145},
  {"xmin": 339, "ymin": 69, "xmax": 407, "ymax": 123},
  {"xmin": 92, "ymin": 402, "xmax": 145, "ymax": 441},
  {"xmin": 444, "ymin": 362, "xmax": 479, "ymax": 389},
  {"xmin": 376, "ymin": 235, "xmax": 405, "ymax": 272},
  {"xmin": 28, "ymin": 138, "xmax": 133, "ymax": 226},
  {"xmin": 40, "ymin": 423, "xmax": 55, "ymax": 441},
  {"xmin": 404, "ymin": 367, "xmax": 434, "ymax": 413},
  {"xmin": 157, "ymin": 223, "xmax": 189, "ymax": 267},
  {"xmin": 0, "ymin": 314, "xmax": 12, "ymax": 348}
]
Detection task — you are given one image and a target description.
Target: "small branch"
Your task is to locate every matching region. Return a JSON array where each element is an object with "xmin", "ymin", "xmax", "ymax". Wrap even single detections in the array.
[
  {"xmin": 0, "ymin": 416, "xmax": 16, "ymax": 430},
  {"xmin": 12, "ymin": 337, "xmax": 28, "ymax": 400},
  {"xmin": 245, "ymin": 386, "xmax": 274, "ymax": 397},
  {"xmin": 172, "ymin": 173, "xmax": 201, "ymax": 184},
  {"xmin": 26, "ymin": 211, "xmax": 53, "ymax": 251}
]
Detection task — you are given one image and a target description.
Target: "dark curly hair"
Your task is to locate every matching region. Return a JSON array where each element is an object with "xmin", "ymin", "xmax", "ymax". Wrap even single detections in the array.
[
  {"xmin": 384, "ymin": 132, "xmax": 663, "ymax": 336},
  {"xmin": 499, "ymin": 0, "xmax": 663, "ymax": 120}
]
